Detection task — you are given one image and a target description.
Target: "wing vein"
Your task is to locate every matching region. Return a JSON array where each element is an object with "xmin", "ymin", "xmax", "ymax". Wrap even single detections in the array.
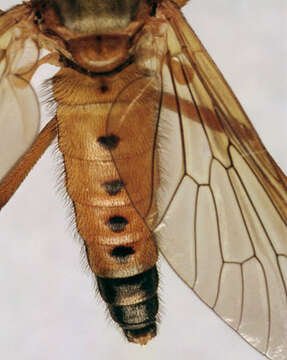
[
  {"xmin": 167, "ymin": 56, "xmax": 187, "ymax": 172},
  {"xmin": 178, "ymin": 56, "xmax": 213, "ymax": 149},
  {"xmin": 217, "ymin": 107, "xmax": 287, "ymax": 224},
  {"xmin": 238, "ymin": 264, "xmax": 244, "ymax": 332},
  {"xmin": 209, "ymin": 185, "xmax": 226, "ymax": 264},
  {"xmin": 193, "ymin": 185, "xmax": 199, "ymax": 287},
  {"xmin": 156, "ymin": 175, "xmax": 185, "ymax": 227},
  {"xmin": 146, "ymin": 73, "xmax": 164, "ymax": 219},
  {"xmin": 226, "ymin": 168, "xmax": 256, "ymax": 257},
  {"xmin": 212, "ymin": 263, "xmax": 224, "ymax": 310},
  {"xmin": 233, "ymin": 165, "xmax": 287, "ymax": 297}
]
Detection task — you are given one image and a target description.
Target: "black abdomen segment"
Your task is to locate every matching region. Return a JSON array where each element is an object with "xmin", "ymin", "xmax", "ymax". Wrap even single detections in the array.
[{"xmin": 97, "ymin": 266, "xmax": 159, "ymax": 345}]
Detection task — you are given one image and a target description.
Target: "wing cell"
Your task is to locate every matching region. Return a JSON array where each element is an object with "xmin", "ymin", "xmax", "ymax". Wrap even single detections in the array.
[
  {"xmin": 193, "ymin": 185, "xmax": 222, "ymax": 306},
  {"xmin": 0, "ymin": 9, "xmax": 40, "ymax": 181},
  {"xmin": 240, "ymin": 258, "xmax": 269, "ymax": 353},
  {"xmin": 213, "ymin": 263, "xmax": 243, "ymax": 331}
]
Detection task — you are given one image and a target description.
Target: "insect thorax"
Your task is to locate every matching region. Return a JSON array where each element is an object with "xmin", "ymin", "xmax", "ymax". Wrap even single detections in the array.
[{"xmin": 47, "ymin": 0, "xmax": 143, "ymax": 34}]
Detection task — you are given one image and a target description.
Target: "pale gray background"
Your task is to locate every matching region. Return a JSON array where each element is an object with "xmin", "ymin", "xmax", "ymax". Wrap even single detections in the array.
[{"xmin": 0, "ymin": 1, "xmax": 286, "ymax": 359}]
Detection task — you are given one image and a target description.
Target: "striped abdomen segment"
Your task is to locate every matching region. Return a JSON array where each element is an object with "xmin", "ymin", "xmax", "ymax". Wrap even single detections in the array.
[
  {"xmin": 97, "ymin": 266, "xmax": 159, "ymax": 344},
  {"xmin": 53, "ymin": 64, "xmax": 160, "ymax": 343}
]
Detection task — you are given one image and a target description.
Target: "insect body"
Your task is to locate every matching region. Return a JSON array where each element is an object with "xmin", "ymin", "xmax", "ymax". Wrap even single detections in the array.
[
  {"xmin": 0, "ymin": 0, "xmax": 286, "ymax": 358},
  {"xmin": 54, "ymin": 58, "xmax": 160, "ymax": 344}
]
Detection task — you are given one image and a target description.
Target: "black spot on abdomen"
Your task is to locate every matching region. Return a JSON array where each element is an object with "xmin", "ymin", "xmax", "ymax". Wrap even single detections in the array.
[
  {"xmin": 102, "ymin": 180, "xmax": 125, "ymax": 196},
  {"xmin": 107, "ymin": 216, "xmax": 128, "ymax": 233},
  {"xmin": 97, "ymin": 134, "xmax": 120, "ymax": 150}
]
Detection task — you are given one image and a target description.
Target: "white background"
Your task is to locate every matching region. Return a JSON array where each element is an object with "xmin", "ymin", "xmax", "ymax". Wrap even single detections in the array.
[{"xmin": 0, "ymin": 0, "xmax": 286, "ymax": 359}]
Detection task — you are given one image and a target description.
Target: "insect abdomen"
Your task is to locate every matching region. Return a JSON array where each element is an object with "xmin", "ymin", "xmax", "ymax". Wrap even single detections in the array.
[{"xmin": 53, "ymin": 63, "xmax": 159, "ymax": 343}]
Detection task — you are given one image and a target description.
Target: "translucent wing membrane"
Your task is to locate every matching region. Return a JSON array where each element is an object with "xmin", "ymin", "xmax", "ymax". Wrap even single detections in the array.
[
  {"xmin": 155, "ymin": 3, "xmax": 287, "ymax": 359},
  {"xmin": 108, "ymin": 2, "xmax": 287, "ymax": 359},
  {"xmin": 162, "ymin": 2, "xmax": 287, "ymax": 221},
  {"xmin": 0, "ymin": 9, "xmax": 40, "ymax": 181},
  {"xmin": 106, "ymin": 73, "xmax": 161, "ymax": 222}
]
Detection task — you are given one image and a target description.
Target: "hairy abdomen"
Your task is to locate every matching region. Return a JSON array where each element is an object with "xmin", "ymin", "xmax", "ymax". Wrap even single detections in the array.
[{"xmin": 53, "ymin": 63, "xmax": 159, "ymax": 344}]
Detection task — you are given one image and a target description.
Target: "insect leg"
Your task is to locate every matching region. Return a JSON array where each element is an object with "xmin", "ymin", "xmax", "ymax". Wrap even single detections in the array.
[{"xmin": 0, "ymin": 117, "xmax": 57, "ymax": 209}]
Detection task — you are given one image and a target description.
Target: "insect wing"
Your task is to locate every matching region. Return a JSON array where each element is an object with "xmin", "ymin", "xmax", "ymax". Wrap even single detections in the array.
[
  {"xmin": 104, "ymin": 8, "xmax": 287, "ymax": 357},
  {"xmin": 0, "ymin": 7, "xmax": 40, "ymax": 181},
  {"xmin": 153, "ymin": 2, "xmax": 287, "ymax": 359},
  {"xmin": 105, "ymin": 68, "xmax": 161, "ymax": 222}
]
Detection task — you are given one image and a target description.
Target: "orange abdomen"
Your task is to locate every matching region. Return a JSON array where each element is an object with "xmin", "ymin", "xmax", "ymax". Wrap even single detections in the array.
[
  {"xmin": 53, "ymin": 63, "xmax": 161, "ymax": 343},
  {"xmin": 53, "ymin": 64, "xmax": 159, "ymax": 279}
]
